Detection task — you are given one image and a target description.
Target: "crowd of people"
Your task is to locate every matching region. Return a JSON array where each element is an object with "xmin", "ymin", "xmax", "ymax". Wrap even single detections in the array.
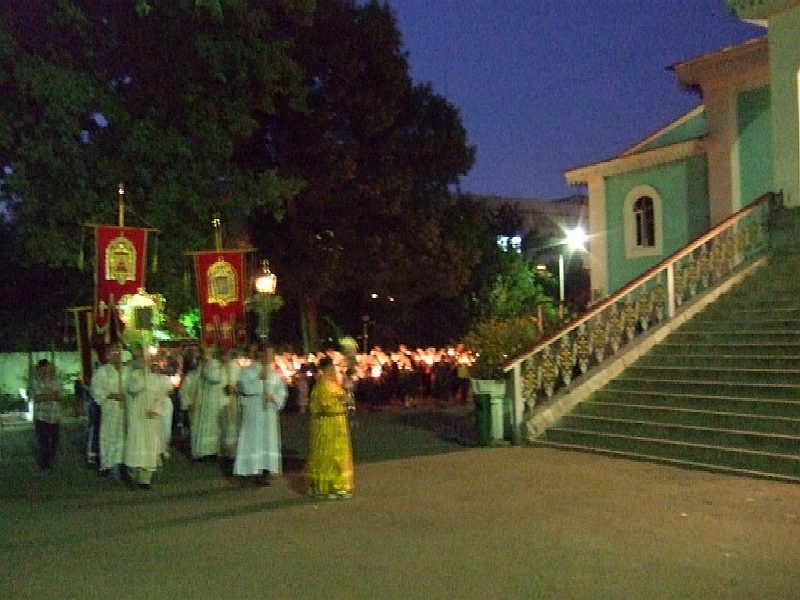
[
  {"xmin": 75, "ymin": 341, "xmax": 355, "ymax": 498},
  {"xmin": 268, "ymin": 345, "xmax": 474, "ymax": 409},
  {"xmin": 30, "ymin": 342, "xmax": 474, "ymax": 498}
]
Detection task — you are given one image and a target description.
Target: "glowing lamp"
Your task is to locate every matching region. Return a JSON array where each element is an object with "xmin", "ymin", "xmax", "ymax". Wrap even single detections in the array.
[
  {"xmin": 254, "ymin": 260, "xmax": 277, "ymax": 296},
  {"xmin": 558, "ymin": 226, "xmax": 588, "ymax": 303},
  {"xmin": 564, "ymin": 226, "xmax": 588, "ymax": 251}
]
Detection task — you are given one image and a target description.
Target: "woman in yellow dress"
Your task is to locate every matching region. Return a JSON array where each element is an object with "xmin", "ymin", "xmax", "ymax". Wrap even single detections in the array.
[{"xmin": 306, "ymin": 357, "xmax": 354, "ymax": 499}]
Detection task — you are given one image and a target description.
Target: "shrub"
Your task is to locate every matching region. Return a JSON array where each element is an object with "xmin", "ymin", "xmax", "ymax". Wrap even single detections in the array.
[{"xmin": 463, "ymin": 316, "xmax": 542, "ymax": 380}]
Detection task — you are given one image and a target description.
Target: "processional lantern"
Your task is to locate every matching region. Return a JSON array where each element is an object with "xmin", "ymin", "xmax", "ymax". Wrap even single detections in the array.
[{"xmin": 254, "ymin": 260, "xmax": 277, "ymax": 296}]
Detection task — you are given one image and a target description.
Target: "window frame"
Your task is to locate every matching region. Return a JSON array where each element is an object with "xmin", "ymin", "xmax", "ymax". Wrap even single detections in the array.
[{"xmin": 623, "ymin": 184, "xmax": 663, "ymax": 259}]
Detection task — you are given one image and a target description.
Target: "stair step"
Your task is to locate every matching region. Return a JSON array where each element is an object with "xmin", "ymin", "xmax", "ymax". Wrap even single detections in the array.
[
  {"xmin": 603, "ymin": 378, "xmax": 800, "ymax": 400},
  {"xmin": 531, "ymin": 441, "xmax": 800, "ymax": 484},
  {"xmin": 693, "ymin": 309, "xmax": 800, "ymax": 319},
  {"xmin": 576, "ymin": 401, "xmax": 800, "ymax": 434},
  {"xmin": 557, "ymin": 415, "xmax": 800, "ymax": 451},
  {"xmin": 668, "ymin": 332, "xmax": 800, "ymax": 343},
  {"xmin": 539, "ymin": 428, "xmax": 800, "ymax": 477},
  {"xmin": 591, "ymin": 389, "xmax": 800, "ymax": 415},
  {"xmin": 634, "ymin": 355, "xmax": 800, "ymax": 369},
  {"xmin": 621, "ymin": 366, "xmax": 800, "ymax": 384},
  {"xmin": 681, "ymin": 321, "xmax": 800, "ymax": 331},
  {"xmin": 650, "ymin": 343, "xmax": 800, "ymax": 356}
]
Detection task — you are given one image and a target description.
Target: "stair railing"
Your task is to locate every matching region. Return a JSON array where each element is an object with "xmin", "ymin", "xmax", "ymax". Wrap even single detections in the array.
[{"xmin": 502, "ymin": 191, "xmax": 778, "ymax": 443}]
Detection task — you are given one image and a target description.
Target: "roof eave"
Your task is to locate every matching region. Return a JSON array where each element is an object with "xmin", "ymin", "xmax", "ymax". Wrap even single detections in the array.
[{"xmin": 564, "ymin": 139, "xmax": 705, "ymax": 185}]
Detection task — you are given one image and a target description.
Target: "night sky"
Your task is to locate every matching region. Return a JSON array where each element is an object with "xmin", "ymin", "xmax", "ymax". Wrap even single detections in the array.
[{"xmin": 390, "ymin": 0, "xmax": 765, "ymax": 199}]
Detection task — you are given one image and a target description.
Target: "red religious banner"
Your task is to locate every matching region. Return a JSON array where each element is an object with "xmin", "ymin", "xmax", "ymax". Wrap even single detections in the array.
[
  {"xmin": 94, "ymin": 225, "xmax": 148, "ymax": 338},
  {"xmin": 191, "ymin": 250, "xmax": 249, "ymax": 351},
  {"xmin": 66, "ymin": 306, "xmax": 94, "ymax": 385}
]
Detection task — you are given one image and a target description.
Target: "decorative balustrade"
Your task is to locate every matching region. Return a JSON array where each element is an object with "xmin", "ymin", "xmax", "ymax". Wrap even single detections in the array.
[{"xmin": 502, "ymin": 192, "xmax": 778, "ymax": 443}]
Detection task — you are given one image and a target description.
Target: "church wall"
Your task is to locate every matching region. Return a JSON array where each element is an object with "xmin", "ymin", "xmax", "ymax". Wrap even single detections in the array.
[
  {"xmin": 769, "ymin": 5, "xmax": 800, "ymax": 206},
  {"xmin": 603, "ymin": 157, "xmax": 708, "ymax": 294},
  {"xmin": 686, "ymin": 156, "xmax": 711, "ymax": 241},
  {"xmin": 0, "ymin": 352, "xmax": 82, "ymax": 399},
  {"xmin": 737, "ymin": 85, "xmax": 774, "ymax": 206}
]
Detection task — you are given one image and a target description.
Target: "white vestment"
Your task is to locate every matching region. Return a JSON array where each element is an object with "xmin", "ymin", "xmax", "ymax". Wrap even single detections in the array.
[
  {"xmin": 263, "ymin": 367, "xmax": 287, "ymax": 474},
  {"xmin": 124, "ymin": 368, "xmax": 172, "ymax": 471},
  {"xmin": 91, "ymin": 363, "xmax": 127, "ymax": 471},
  {"xmin": 191, "ymin": 359, "xmax": 227, "ymax": 458},
  {"xmin": 233, "ymin": 364, "xmax": 287, "ymax": 476},
  {"xmin": 180, "ymin": 370, "xmax": 200, "ymax": 412},
  {"xmin": 219, "ymin": 359, "xmax": 240, "ymax": 459},
  {"xmin": 160, "ymin": 388, "xmax": 174, "ymax": 458}
]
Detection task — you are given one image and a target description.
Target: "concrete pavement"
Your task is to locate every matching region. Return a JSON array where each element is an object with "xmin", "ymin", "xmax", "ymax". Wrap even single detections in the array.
[{"xmin": 2, "ymin": 408, "xmax": 799, "ymax": 599}]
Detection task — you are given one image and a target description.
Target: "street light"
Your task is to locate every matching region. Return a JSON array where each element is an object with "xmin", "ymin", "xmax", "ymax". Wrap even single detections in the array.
[
  {"xmin": 253, "ymin": 259, "xmax": 277, "ymax": 345},
  {"xmin": 559, "ymin": 226, "xmax": 588, "ymax": 304}
]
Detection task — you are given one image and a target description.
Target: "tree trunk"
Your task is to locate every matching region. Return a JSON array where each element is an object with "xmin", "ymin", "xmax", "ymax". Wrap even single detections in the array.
[{"xmin": 300, "ymin": 295, "xmax": 321, "ymax": 355}]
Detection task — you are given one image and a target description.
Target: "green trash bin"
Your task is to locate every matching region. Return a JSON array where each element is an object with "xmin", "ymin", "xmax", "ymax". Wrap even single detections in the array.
[{"xmin": 474, "ymin": 393, "xmax": 491, "ymax": 446}]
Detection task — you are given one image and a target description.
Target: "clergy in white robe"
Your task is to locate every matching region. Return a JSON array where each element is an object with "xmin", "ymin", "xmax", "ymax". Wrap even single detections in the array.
[
  {"xmin": 179, "ymin": 366, "xmax": 199, "ymax": 450},
  {"xmin": 218, "ymin": 353, "xmax": 241, "ymax": 462},
  {"xmin": 263, "ymin": 358, "xmax": 287, "ymax": 475},
  {"xmin": 158, "ymin": 374, "xmax": 174, "ymax": 459},
  {"xmin": 124, "ymin": 363, "xmax": 172, "ymax": 488},
  {"xmin": 233, "ymin": 357, "xmax": 267, "ymax": 478},
  {"xmin": 233, "ymin": 348, "xmax": 287, "ymax": 480},
  {"xmin": 191, "ymin": 355, "xmax": 227, "ymax": 459},
  {"xmin": 180, "ymin": 368, "xmax": 200, "ymax": 415},
  {"xmin": 90, "ymin": 345, "xmax": 127, "ymax": 475}
]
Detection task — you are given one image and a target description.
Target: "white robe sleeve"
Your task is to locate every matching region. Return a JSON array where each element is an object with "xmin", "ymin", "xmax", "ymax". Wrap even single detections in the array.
[
  {"xmin": 265, "ymin": 369, "xmax": 288, "ymax": 411},
  {"xmin": 179, "ymin": 372, "xmax": 198, "ymax": 410},
  {"xmin": 91, "ymin": 365, "xmax": 120, "ymax": 407}
]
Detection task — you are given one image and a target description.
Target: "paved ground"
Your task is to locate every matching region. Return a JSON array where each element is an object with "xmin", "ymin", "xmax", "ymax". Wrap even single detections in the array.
[{"xmin": 2, "ymin": 406, "xmax": 800, "ymax": 599}]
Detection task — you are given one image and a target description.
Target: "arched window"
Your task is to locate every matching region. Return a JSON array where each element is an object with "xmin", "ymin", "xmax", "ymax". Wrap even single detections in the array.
[
  {"xmin": 623, "ymin": 185, "xmax": 662, "ymax": 258},
  {"xmin": 633, "ymin": 196, "xmax": 655, "ymax": 247}
]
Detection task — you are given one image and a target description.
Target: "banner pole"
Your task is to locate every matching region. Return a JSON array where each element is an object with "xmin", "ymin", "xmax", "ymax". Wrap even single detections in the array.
[{"xmin": 118, "ymin": 183, "xmax": 125, "ymax": 227}]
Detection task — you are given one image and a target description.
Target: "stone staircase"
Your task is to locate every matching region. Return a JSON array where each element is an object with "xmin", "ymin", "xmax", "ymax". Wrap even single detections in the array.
[{"xmin": 534, "ymin": 208, "xmax": 800, "ymax": 483}]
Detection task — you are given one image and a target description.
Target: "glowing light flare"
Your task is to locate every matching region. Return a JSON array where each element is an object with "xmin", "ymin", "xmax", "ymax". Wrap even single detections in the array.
[{"xmin": 564, "ymin": 226, "xmax": 588, "ymax": 251}]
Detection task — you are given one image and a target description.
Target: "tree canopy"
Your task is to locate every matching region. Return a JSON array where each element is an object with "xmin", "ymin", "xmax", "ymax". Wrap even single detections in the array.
[
  {"xmin": 0, "ymin": 0, "xmax": 310, "ymax": 310},
  {"xmin": 0, "ymin": 0, "xmax": 561, "ymax": 352},
  {"xmin": 252, "ymin": 0, "xmax": 476, "ymax": 350}
]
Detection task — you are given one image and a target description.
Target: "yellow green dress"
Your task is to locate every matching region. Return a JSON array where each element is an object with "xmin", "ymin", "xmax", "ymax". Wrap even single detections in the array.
[{"xmin": 306, "ymin": 377, "xmax": 354, "ymax": 497}]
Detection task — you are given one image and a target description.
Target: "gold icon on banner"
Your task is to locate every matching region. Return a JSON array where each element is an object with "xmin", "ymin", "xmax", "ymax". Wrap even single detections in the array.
[
  {"xmin": 207, "ymin": 259, "xmax": 238, "ymax": 307},
  {"xmin": 106, "ymin": 236, "xmax": 137, "ymax": 285}
]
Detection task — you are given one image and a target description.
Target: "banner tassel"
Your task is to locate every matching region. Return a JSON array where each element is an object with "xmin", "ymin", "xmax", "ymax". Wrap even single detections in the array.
[{"xmin": 151, "ymin": 235, "xmax": 159, "ymax": 273}]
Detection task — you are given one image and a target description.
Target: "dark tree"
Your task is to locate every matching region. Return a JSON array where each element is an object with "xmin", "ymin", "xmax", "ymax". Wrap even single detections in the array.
[
  {"xmin": 253, "ymin": 0, "xmax": 475, "ymax": 350},
  {"xmin": 0, "ymin": 0, "xmax": 311, "ymax": 326}
]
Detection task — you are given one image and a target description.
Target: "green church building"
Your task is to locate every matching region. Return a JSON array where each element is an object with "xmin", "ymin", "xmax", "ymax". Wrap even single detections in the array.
[{"xmin": 565, "ymin": 0, "xmax": 800, "ymax": 300}]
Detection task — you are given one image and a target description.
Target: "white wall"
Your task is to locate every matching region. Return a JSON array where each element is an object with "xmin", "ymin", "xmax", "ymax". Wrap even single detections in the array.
[{"xmin": 0, "ymin": 352, "xmax": 83, "ymax": 398}]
